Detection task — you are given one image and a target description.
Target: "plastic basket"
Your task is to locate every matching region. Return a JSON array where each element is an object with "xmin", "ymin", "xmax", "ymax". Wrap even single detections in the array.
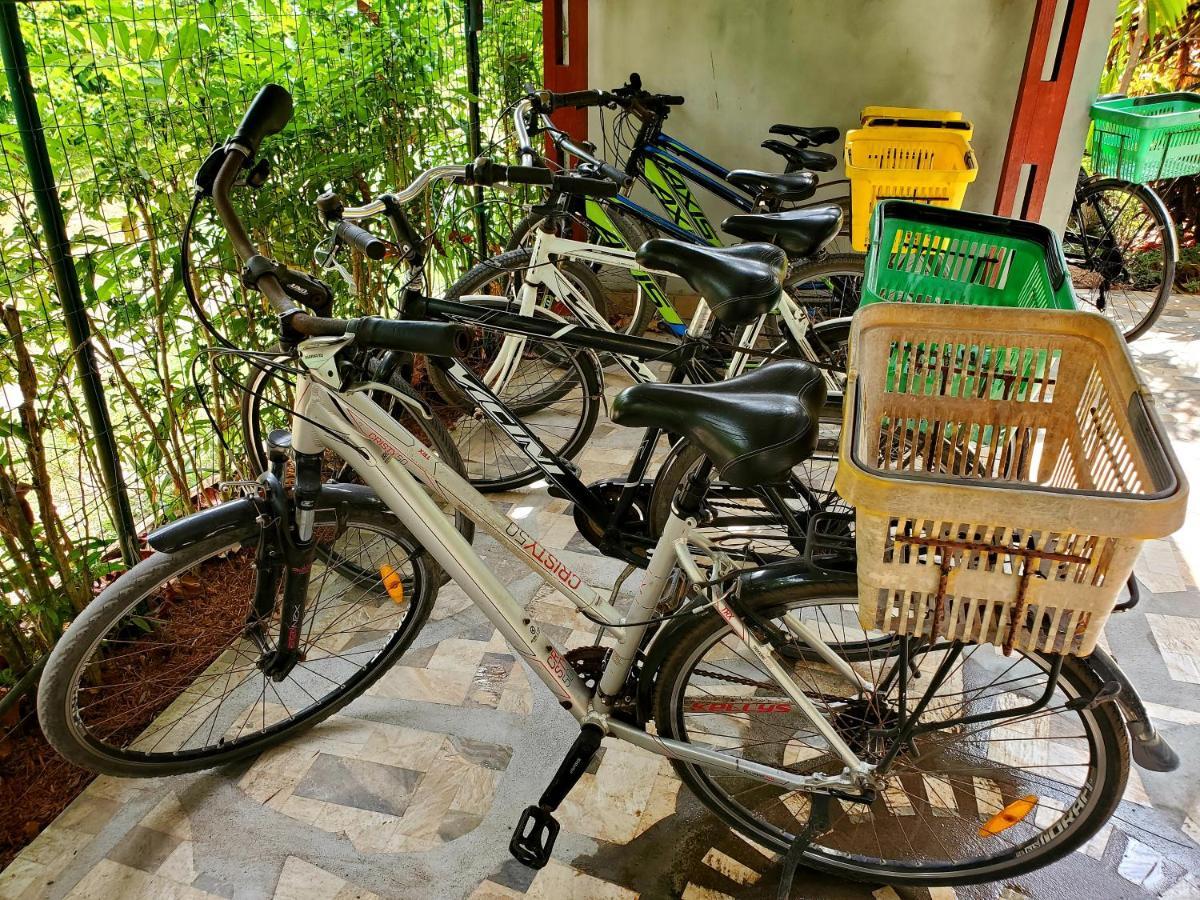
[
  {"xmin": 845, "ymin": 126, "xmax": 978, "ymax": 251},
  {"xmin": 1090, "ymin": 92, "xmax": 1200, "ymax": 181},
  {"xmin": 862, "ymin": 201, "xmax": 1076, "ymax": 310},
  {"xmin": 835, "ymin": 304, "xmax": 1187, "ymax": 656}
]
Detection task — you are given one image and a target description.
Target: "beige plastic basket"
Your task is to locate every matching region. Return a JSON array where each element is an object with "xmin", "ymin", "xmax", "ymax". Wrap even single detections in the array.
[{"xmin": 835, "ymin": 304, "xmax": 1187, "ymax": 656}]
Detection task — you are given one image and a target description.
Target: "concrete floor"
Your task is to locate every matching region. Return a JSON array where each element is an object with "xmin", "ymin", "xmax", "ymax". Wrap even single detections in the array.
[{"xmin": 2, "ymin": 294, "xmax": 1200, "ymax": 900}]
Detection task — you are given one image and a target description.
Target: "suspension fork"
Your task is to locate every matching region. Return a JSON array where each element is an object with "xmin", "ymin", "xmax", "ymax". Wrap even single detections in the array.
[{"xmin": 258, "ymin": 449, "xmax": 322, "ymax": 681}]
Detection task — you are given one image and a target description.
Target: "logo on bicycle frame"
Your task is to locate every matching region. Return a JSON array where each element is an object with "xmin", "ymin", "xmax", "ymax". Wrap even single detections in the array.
[{"xmin": 504, "ymin": 520, "xmax": 582, "ymax": 590}]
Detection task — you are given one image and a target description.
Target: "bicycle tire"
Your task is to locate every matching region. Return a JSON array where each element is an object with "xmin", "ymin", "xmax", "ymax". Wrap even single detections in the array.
[
  {"xmin": 784, "ymin": 252, "xmax": 866, "ymax": 323},
  {"xmin": 652, "ymin": 581, "xmax": 1130, "ymax": 886},
  {"xmin": 1065, "ymin": 177, "xmax": 1176, "ymax": 341},
  {"xmin": 39, "ymin": 505, "xmax": 435, "ymax": 777},
  {"xmin": 421, "ymin": 293, "xmax": 603, "ymax": 492}
]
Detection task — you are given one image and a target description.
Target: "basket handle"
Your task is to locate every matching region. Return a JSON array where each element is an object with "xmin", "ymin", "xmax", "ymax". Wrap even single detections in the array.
[{"xmin": 1045, "ymin": 235, "xmax": 1067, "ymax": 291}]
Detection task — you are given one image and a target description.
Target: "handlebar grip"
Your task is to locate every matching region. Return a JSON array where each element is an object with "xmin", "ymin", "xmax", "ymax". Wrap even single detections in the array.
[
  {"xmin": 230, "ymin": 84, "xmax": 293, "ymax": 158},
  {"xmin": 334, "ymin": 220, "xmax": 388, "ymax": 261},
  {"xmin": 551, "ymin": 175, "xmax": 620, "ymax": 199},
  {"xmin": 547, "ymin": 89, "xmax": 604, "ymax": 111},
  {"xmin": 661, "ymin": 94, "xmax": 685, "ymax": 106},
  {"xmin": 469, "ymin": 158, "xmax": 553, "ymax": 187},
  {"xmin": 597, "ymin": 161, "xmax": 633, "ymax": 189},
  {"xmin": 352, "ymin": 318, "xmax": 470, "ymax": 357},
  {"xmin": 500, "ymin": 164, "xmax": 554, "ymax": 186}
]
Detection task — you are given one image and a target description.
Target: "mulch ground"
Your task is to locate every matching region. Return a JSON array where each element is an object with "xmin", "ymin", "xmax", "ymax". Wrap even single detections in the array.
[{"xmin": 0, "ymin": 548, "xmax": 256, "ymax": 870}]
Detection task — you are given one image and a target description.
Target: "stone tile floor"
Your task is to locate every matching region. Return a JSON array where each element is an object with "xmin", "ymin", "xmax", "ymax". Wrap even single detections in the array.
[{"xmin": 2, "ymin": 295, "xmax": 1200, "ymax": 900}]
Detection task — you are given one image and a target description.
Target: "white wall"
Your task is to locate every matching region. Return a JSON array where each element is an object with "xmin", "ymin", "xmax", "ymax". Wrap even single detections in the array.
[{"xmin": 588, "ymin": 0, "xmax": 1115, "ymax": 233}]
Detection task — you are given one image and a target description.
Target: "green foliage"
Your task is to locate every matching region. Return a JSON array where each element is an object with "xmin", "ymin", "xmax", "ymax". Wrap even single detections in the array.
[{"xmin": 0, "ymin": 0, "xmax": 540, "ymax": 673}]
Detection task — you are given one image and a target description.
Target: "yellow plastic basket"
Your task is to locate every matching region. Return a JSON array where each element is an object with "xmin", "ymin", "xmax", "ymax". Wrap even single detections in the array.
[
  {"xmin": 845, "ymin": 126, "xmax": 978, "ymax": 251},
  {"xmin": 835, "ymin": 304, "xmax": 1187, "ymax": 657}
]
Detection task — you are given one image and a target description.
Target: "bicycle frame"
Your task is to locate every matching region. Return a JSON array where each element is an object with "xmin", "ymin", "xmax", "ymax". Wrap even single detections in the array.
[
  {"xmin": 288, "ymin": 334, "xmax": 873, "ymax": 794},
  {"xmin": 476, "ymin": 228, "xmax": 839, "ymax": 392}
]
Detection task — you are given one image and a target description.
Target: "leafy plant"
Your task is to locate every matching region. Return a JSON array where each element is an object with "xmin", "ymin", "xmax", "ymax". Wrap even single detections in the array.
[{"xmin": 0, "ymin": 0, "xmax": 540, "ymax": 680}]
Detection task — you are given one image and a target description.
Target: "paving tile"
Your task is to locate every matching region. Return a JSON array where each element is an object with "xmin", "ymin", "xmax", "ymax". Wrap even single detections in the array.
[
  {"xmin": 1148, "ymin": 614, "xmax": 1200, "ymax": 684},
  {"xmin": 525, "ymin": 859, "xmax": 637, "ymax": 899},
  {"xmin": 106, "ymin": 824, "xmax": 183, "ymax": 874},
  {"xmin": 292, "ymin": 753, "xmax": 424, "ymax": 817}
]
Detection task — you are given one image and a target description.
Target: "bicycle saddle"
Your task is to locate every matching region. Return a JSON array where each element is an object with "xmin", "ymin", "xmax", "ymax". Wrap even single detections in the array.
[
  {"xmin": 768, "ymin": 123, "xmax": 841, "ymax": 146},
  {"xmin": 761, "ymin": 140, "xmax": 838, "ymax": 173},
  {"xmin": 726, "ymin": 169, "xmax": 818, "ymax": 203},
  {"xmin": 611, "ymin": 360, "xmax": 826, "ymax": 488},
  {"xmin": 635, "ymin": 239, "xmax": 781, "ymax": 328},
  {"xmin": 721, "ymin": 205, "xmax": 843, "ymax": 258}
]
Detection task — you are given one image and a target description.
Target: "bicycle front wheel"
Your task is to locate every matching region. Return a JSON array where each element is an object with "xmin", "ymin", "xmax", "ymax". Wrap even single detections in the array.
[
  {"xmin": 240, "ymin": 360, "xmax": 474, "ymax": 552},
  {"xmin": 652, "ymin": 582, "xmax": 1129, "ymax": 886},
  {"xmin": 1064, "ymin": 178, "xmax": 1176, "ymax": 341},
  {"xmin": 39, "ymin": 505, "xmax": 435, "ymax": 776}
]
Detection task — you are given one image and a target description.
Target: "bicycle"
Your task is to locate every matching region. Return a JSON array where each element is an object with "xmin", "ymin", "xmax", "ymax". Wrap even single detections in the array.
[
  {"xmin": 41, "ymin": 85, "xmax": 1180, "ymax": 889},
  {"xmin": 1063, "ymin": 94, "xmax": 1181, "ymax": 341},
  {"xmin": 308, "ymin": 161, "xmax": 850, "ymax": 559},
  {"xmin": 316, "ymin": 176, "xmax": 842, "ymax": 565},
  {"xmin": 503, "ymin": 82, "xmax": 863, "ymax": 337}
]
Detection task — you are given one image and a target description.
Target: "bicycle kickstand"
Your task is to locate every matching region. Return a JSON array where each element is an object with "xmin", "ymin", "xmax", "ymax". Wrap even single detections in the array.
[
  {"xmin": 509, "ymin": 723, "xmax": 604, "ymax": 869},
  {"xmin": 776, "ymin": 794, "xmax": 832, "ymax": 900}
]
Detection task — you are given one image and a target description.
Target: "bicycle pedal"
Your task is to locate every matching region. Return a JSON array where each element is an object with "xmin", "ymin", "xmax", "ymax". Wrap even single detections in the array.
[{"xmin": 509, "ymin": 805, "xmax": 559, "ymax": 869}]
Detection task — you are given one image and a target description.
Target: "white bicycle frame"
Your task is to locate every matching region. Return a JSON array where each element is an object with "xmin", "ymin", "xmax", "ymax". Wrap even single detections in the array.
[
  {"xmin": 467, "ymin": 228, "xmax": 843, "ymax": 391},
  {"xmin": 289, "ymin": 335, "xmax": 873, "ymax": 794}
]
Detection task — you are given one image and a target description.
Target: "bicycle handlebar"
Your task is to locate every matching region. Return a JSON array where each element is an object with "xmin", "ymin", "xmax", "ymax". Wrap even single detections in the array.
[
  {"xmin": 209, "ymin": 85, "xmax": 469, "ymax": 355},
  {"xmin": 229, "ymin": 83, "xmax": 293, "ymax": 159}
]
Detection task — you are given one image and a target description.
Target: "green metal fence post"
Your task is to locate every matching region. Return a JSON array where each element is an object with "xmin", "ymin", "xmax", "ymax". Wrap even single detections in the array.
[
  {"xmin": 0, "ymin": 2, "xmax": 140, "ymax": 567},
  {"xmin": 465, "ymin": 0, "xmax": 489, "ymax": 258}
]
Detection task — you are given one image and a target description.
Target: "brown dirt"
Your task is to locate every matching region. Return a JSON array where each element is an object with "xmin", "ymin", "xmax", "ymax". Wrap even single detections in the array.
[{"xmin": 0, "ymin": 548, "xmax": 257, "ymax": 870}]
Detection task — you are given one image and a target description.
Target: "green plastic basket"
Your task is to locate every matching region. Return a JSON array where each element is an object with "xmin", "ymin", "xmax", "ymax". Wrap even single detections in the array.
[
  {"xmin": 1089, "ymin": 93, "xmax": 1200, "ymax": 182},
  {"xmin": 862, "ymin": 201, "xmax": 1076, "ymax": 310}
]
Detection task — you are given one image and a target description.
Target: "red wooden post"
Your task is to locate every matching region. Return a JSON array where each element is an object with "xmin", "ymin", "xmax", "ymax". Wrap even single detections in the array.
[
  {"xmin": 542, "ymin": 0, "xmax": 589, "ymax": 149},
  {"xmin": 994, "ymin": 0, "xmax": 1092, "ymax": 219}
]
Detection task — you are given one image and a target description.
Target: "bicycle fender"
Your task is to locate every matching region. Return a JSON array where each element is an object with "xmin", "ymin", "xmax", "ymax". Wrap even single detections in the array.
[
  {"xmin": 147, "ymin": 497, "xmax": 261, "ymax": 553},
  {"xmin": 147, "ymin": 484, "xmax": 391, "ymax": 554},
  {"xmin": 635, "ymin": 561, "xmax": 856, "ymax": 724},
  {"xmin": 1079, "ymin": 646, "xmax": 1180, "ymax": 773},
  {"xmin": 736, "ymin": 557, "xmax": 857, "ymax": 607}
]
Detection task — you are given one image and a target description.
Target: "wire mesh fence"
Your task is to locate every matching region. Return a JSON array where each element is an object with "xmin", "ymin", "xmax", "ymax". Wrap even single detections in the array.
[{"xmin": 0, "ymin": 0, "xmax": 542, "ymax": 681}]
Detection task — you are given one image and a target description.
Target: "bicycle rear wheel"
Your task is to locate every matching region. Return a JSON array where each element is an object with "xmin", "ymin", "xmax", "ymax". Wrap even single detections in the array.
[
  {"xmin": 39, "ymin": 505, "xmax": 434, "ymax": 776},
  {"xmin": 1064, "ymin": 177, "xmax": 1176, "ymax": 341},
  {"xmin": 652, "ymin": 582, "xmax": 1129, "ymax": 886}
]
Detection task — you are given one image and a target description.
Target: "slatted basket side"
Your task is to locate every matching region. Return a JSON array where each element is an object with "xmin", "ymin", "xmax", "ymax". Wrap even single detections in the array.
[{"xmin": 837, "ymin": 305, "xmax": 1186, "ymax": 655}]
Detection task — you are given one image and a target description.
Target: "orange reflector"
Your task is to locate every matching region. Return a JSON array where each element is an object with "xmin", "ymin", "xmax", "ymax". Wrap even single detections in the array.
[
  {"xmin": 979, "ymin": 795, "xmax": 1038, "ymax": 837},
  {"xmin": 380, "ymin": 565, "xmax": 405, "ymax": 604}
]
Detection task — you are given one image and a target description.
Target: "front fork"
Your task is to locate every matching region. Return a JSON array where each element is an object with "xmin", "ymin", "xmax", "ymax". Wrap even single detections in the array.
[{"xmin": 254, "ymin": 444, "xmax": 323, "ymax": 681}]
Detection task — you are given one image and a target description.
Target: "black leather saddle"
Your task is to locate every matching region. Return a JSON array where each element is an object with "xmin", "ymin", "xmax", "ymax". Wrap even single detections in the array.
[
  {"xmin": 721, "ymin": 206, "xmax": 843, "ymax": 258},
  {"xmin": 635, "ymin": 239, "xmax": 782, "ymax": 328},
  {"xmin": 611, "ymin": 360, "xmax": 826, "ymax": 488},
  {"xmin": 768, "ymin": 124, "xmax": 840, "ymax": 146},
  {"xmin": 761, "ymin": 140, "xmax": 838, "ymax": 172},
  {"xmin": 727, "ymin": 169, "xmax": 817, "ymax": 203}
]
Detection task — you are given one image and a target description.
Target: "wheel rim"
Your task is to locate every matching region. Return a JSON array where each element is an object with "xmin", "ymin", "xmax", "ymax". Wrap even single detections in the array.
[
  {"xmin": 432, "ymin": 266, "xmax": 598, "ymax": 488},
  {"xmin": 667, "ymin": 595, "xmax": 1112, "ymax": 879},
  {"xmin": 787, "ymin": 265, "xmax": 864, "ymax": 323},
  {"xmin": 64, "ymin": 519, "xmax": 426, "ymax": 764},
  {"xmin": 1065, "ymin": 185, "xmax": 1169, "ymax": 339}
]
